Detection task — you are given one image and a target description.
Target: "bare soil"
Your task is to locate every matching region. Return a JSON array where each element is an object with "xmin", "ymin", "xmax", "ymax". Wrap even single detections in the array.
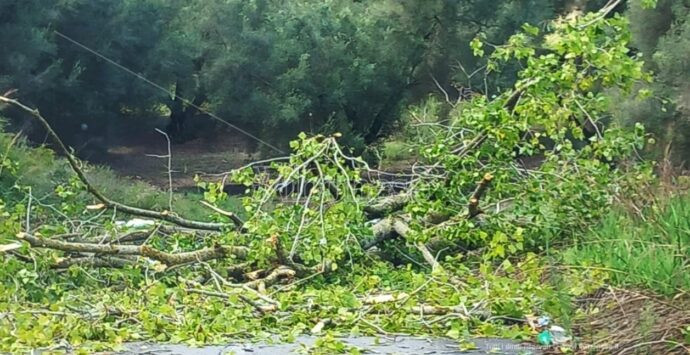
[{"xmin": 94, "ymin": 127, "xmax": 260, "ymax": 189}]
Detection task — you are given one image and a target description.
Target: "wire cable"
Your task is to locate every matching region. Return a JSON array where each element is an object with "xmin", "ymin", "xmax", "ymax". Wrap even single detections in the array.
[{"xmin": 53, "ymin": 30, "xmax": 285, "ymax": 154}]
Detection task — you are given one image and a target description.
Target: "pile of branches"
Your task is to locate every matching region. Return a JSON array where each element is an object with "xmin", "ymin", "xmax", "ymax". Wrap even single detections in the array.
[{"xmin": 0, "ymin": 95, "xmax": 495, "ymax": 292}]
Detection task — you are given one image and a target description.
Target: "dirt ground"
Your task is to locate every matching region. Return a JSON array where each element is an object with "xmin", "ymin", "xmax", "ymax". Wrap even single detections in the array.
[{"xmin": 94, "ymin": 126, "xmax": 260, "ymax": 189}]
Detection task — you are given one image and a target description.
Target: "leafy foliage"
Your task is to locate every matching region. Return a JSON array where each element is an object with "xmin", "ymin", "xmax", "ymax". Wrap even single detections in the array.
[
  {"xmin": 0, "ymin": 0, "xmax": 570, "ymax": 150},
  {"xmin": 399, "ymin": 13, "xmax": 649, "ymax": 255},
  {"xmin": 613, "ymin": 0, "xmax": 690, "ymax": 163},
  {"xmin": 0, "ymin": 5, "xmax": 684, "ymax": 354}
]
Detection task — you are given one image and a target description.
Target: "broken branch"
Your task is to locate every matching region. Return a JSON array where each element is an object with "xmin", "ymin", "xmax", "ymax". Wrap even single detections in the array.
[{"xmin": 17, "ymin": 233, "xmax": 248, "ymax": 266}]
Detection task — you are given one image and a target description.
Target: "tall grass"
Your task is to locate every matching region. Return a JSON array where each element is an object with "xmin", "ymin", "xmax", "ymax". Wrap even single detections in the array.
[{"xmin": 563, "ymin": 194, "xmax": 690, "ymax": 296}]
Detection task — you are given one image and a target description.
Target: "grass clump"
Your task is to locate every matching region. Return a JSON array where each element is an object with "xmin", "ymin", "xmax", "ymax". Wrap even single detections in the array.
[{"xmin": 563, "ymin": 193, "xmax": 690, "ymax": 296}]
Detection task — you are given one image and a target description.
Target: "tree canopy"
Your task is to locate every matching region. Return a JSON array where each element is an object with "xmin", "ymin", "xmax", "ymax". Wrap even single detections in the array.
[
  {"xmin": 1, "ymin": 2, "xmax": 689, "ymax": 354},
  {"xmin": 1, "ymin": 0, "xmax": 573, "ymax": 151},
  {"xmin": 614, "ymin": 0, "xmax": 690, "ymax": 163}
]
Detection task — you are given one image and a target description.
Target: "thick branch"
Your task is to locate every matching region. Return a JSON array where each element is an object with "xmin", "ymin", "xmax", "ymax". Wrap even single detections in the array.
[
  {"xmin": 52, "ymin": 256, "xmax": 133, "ymax": 269},
  {"xmin": 410, "ymin": 305, "xmax": 471, "ymax": 317},
  {"xmin": 361, "ymin": 216, "xmax": 416, "ymax": 252},
  {"xmin": 243, "ymin": 266, "xmax": 296, "ymax": 289},
  {"xmin": 364, "ymin": 194, "xmax": 409, "ymax": 219},
  {"xmin": 17, "ymin": 233, "xmax": 248, "ymax": 266},
  {"xmin": 200, "ymin": 201, "xmax": 245, "ymax": 230},
  {"xmin": 0, "ymin": 95, "xmax": 233, "ymax": 231},
  {"xmin": 364, "ymin": 173, "xmax": 493, "ymax": 255},
  {"xmin": 361, "ymin": 218, "xmax": 397, "ymax": 250}
]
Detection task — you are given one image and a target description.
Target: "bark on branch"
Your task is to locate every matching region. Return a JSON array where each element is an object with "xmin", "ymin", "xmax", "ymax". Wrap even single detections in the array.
[
  {"xmin": 468, "ymin": 173, "xmax": 493, "ymax": 218},
  {"xmin": 52, "ymin": 256, "xmax": 133, "ymax": 269},
  {"xmin": 363, "ymin": 194, "xmax": 409, "ymax": 219},
  {"xmin": 17, "ymin": 233, "xmax": 248, "ymax": 266},
  {"xmin": 361, "ymin": 216, "xmax": 410, "ymax": 250}
]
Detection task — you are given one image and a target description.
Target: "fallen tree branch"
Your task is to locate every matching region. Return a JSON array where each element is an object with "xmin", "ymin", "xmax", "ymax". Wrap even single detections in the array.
[
  {"xmin": 468, "ymin": 173, "xmax": 493, "ymax": 218},
  {"xmin": 411, "ymin": 305, "xmax": 470, "ymax": 317},
  {"xmin": 185, "ymin": 288, "xmax": 276, "ymax": 314},
  {"xmin": 311, "ymin": 318, "xmax": 333, "ymax": 334},
  {"xmin": 361, "ymin": 218, "xmax": 394, "ymax": 250},
  {"xmin": 244, "ymin": 266, "xmax": 296, "ymax": 289},
  {"xmin": 199, "ymin": 201, "xmax": 245, "ymax": 230},
  {"xmin": 415, "ymin": 242, "xmax": 440, "ymax": 271},
  {"xmin": 0, "ymin": 95, "xmax": 233, "ymax": 231},
  {"xmin": 52, "ymin": 256, "xmax": 134, "ymax": 269},
  {"xmin": 363, "ymin": 194, "xmax": 409, "ymax": 219},
  {"xmin": 362, "ymin": 173, "xmax": 494, "ymax": 263},
  {"xmin": 361, "ymin": 293, "xmax": 409, "ymax": 305},
  {"xmin": 17, "ymin": 233, "xmax": 248, "ymax": 266}
]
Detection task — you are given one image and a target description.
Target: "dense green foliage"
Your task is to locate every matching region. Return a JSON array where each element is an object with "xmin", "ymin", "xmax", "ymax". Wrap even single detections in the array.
[
  {"xmin": 612, "ymin": 0, "xmax": 690, "ymax": 163},
  {"xmin": 2, "ymin": 7, "xmax": 685, "ymax": 353},
  {"xmin": 0, "ymin": 0, "xmax": 574, "ymax": 151},
  {"xmin": 1, "ymin": 1, "xmax": 689, "ymax": 353}
]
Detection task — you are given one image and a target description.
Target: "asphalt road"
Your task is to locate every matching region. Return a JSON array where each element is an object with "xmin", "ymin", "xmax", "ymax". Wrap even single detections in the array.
[{"xmin": 118, "ymin": 336, "xmax": 543, "ymax": 354}]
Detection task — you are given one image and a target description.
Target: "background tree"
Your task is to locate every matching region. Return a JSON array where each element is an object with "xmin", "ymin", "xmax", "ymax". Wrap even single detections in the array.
[
  {"xmin": 612, "ymin": 0, "xmax": 690, "ymax": 164},
  {"xmin": 0, "ymin": 0, "xmax": 601, "ymax": 154}
]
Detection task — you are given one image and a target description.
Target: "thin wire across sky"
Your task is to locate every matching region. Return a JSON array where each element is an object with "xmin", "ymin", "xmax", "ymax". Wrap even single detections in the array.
[{"xmin": 53, "ymin": 30, "xmax": 286, "ymax": 154}]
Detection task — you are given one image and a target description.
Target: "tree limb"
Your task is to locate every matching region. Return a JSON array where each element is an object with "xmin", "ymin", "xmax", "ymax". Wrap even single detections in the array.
[
  {"xmin": 468, "ymin": 173, "xmax": 493, "ymax": 218},
  {"xmin": 52, "ymin": 256, "xmax": 133, "ymax": 269},
  {"xmin": 200, "ymin": 201, "xmax": 245, "ymax": 230},
  {"xmin": 363, "ymin": 194, "xmax": 410, "ymax": 219},
  {"xmin": 243, "ymin": 266, "xmax": 296, "ymax": 289},
  {"xmin": 17, "ymin": 233, "xmax": 248, "ymax": 266}
]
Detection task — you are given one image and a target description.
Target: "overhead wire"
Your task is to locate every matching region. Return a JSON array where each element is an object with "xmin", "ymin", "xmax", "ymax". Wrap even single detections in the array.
[{"xmin": 53, "ymin": 30, "xmax": 285, "ymax": 154}]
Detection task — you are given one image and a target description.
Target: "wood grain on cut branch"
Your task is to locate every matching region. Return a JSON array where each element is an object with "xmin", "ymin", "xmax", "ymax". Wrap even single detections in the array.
[
  {"xmin": 0, "ymin": 95, "xmax": 235, "ymax": 232},
  {"xmin": 468, "ymin": 173, "xmax": 493, "ymax": 218},
  {"xmin": 17, "ymin": 233, "xmax": 248, "ymax": 266}
]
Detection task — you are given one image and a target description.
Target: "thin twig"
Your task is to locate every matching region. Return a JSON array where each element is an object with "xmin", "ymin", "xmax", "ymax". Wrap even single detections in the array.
[{"xmin": 154, "ymin": 128, "xmax": 174, "ymax": 211}]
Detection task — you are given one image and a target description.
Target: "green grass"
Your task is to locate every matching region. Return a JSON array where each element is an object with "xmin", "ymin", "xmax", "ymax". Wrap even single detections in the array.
[
  {"xmin": 563, "ymin": 193, "xmax": 690, "ymax": 296},
  {"xmin": 379, "ymin": 140, "xmax": 415, "ymax": 168},
  {"xmin": 0, "ymin": 124, "xmax": 243, "ymax": 222}
]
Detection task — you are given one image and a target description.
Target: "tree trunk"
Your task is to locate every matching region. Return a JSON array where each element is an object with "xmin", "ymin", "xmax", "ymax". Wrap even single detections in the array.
[
  {"xmin": 167, "ymin": 80, "xmax": 186, "ymax": 142},
  {"xmin": 166, "ymin": 80, "xmax": 206, "ymax": 143}
]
